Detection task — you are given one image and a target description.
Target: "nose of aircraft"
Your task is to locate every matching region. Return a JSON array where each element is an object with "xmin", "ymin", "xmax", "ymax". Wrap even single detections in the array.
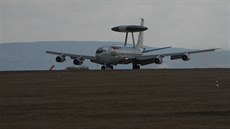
[{"xmin": 96, "ymin": 47, "xmax": 103, "ymax": 54}]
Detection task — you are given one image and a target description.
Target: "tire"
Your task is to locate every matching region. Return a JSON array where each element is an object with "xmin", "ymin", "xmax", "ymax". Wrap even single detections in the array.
[{"xmin": 101, "ymin": 66, "xmax": 106, "ymax": 70}]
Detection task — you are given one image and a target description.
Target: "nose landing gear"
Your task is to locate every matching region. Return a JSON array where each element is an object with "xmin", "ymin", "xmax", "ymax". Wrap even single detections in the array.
[
  {"xmin": 101, "ymin": 65, "xmax": 114, "ymax": 70},
  {"xmin": 132, "ymin": 64, "xmax": 140, "ymax": 70},
  {"xmin": 100, "ymin": 64, "xmax": 140, "ymax": 70}
]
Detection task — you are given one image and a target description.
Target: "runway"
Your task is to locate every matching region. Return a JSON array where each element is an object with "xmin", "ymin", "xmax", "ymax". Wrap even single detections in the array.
[{"xmin": 0, "ymin": 69, "xmax": 230, "ymax": 129}]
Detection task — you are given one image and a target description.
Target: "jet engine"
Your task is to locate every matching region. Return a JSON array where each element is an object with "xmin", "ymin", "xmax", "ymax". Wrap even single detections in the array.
[
  {"xmin": 182, "ymin": 53, "xmax": 191, "ymax": 61},
  {"xmin": 56, "ymin": 56, "xmax": 66, "ymax": 62},
  {"xmin": 73, "ymin": 58, "xmax": 83, "ymax": 65},
  {"xmin": 154, "ymin": 56, "xmax": 163, "ymax": 64}
]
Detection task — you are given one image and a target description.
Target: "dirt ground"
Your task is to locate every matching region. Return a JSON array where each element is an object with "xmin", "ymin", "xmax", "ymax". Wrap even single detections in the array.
[{"xmin": 0, "ymin": 69, "xmax": 229, "ymax": 129}]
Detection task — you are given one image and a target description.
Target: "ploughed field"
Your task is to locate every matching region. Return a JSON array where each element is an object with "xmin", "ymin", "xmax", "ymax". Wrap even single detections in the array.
[{"xmin": 0, "ymin": 69, "xmax": 230, "ymax": 129}]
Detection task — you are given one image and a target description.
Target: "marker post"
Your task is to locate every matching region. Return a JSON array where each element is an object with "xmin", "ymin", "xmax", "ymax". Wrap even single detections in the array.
[{"xmin": 215, "ymin": 80, "xmax": 219, "ymax": 88}]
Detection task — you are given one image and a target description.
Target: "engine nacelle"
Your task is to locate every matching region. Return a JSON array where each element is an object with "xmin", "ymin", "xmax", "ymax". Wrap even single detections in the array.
[
  {"xmin": 154, "ymin": 56, "xmax": 163, "ymax": 64},
  {"xmin": 73, "ymin": 58, "xmax": 83, "ymax": 65},
  {"xmin": 182, "ymin": 53, "xmax": 191, "ymax": 61},
  {"xmin": 56, "ymin": 56, "xmax": 66, "ymax": 63}
]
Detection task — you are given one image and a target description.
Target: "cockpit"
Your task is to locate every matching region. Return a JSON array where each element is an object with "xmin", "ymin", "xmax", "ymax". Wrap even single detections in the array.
[
  {"xmin": 96, "ymin": 48, "xmax": 103, "ymax": 54},
  {"xmin": 96, "ymin": 47, "xmax": 106, "ymax": 54}
]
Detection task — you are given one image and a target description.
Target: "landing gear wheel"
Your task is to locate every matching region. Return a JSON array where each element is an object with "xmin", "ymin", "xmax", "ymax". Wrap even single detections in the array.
[
  {"xmin": 101, "ymin": 65, "xmax": 113, "ymax": 70},
  {"xmin": 106, "ymin": 65, "xmax": 114, "ymax": 70},
  {"xmin": 101, "ymin": 66, "xmax": 106, "ymax": 70},
  {"xmin": 110, "ymin": 66, "xmax": 114, "ymax": 70},
  {"xmin": 133, "ymin": 64, "xmax": 140, "ymax": 70}
]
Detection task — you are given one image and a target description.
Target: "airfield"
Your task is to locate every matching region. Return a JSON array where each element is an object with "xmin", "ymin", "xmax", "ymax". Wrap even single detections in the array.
[{"xmin": 0, "ymin": 69, "xmax": 229, "ymax": 129}]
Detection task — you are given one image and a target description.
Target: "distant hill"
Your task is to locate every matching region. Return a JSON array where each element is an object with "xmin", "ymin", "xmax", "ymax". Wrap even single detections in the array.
[{"xmin": 0, "ymin": 41, "xmax": 229, "ymax": 71}]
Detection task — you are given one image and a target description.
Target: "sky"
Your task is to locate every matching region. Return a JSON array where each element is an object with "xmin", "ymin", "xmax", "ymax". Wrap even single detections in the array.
[{"xmin": 0, "ymin": 0, "xmax": 229, "ymax": 50}]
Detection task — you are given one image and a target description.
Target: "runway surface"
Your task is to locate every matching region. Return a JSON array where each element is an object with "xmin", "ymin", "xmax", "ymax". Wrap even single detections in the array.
[{"xmin": 0, "ymin": 69, "xmax": 230, "ymax": 129}]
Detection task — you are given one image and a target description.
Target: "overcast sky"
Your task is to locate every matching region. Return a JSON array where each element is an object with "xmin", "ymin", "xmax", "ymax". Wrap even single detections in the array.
[{"xmin": 0, "ymin": 0, "xmax": 229, "ymax": 50}]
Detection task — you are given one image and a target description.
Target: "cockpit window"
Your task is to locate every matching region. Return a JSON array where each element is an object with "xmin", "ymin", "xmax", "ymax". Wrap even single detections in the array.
[{"xmin": 96, "ymin": 48, "xmax": 103, "ymax": 54}]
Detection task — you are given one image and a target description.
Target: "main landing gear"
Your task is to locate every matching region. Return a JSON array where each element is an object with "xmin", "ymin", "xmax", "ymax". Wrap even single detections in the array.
[
  {"xmin": 101, "ymin": 65, "xmax": 114, "ymax": 70},
  {"xmin": 132, "ymin": 64, "xmax": 140, "ymax": 70}
]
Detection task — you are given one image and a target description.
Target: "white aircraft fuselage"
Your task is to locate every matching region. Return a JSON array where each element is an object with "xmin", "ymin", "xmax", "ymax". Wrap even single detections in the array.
[{"xmin": 95, "ymin": 46, "xmax": 142, "ymax": 65}]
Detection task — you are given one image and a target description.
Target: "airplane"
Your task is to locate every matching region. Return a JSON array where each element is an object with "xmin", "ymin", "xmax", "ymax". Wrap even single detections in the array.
[{"xmin": 46, "ymin": 18, "xmax": 219, "ymax": 70}]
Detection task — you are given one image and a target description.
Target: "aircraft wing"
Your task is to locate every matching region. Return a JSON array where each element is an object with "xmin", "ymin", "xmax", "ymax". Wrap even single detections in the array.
[
  {"xmin": 135, "ymin": 48, "xmax": 220, "ymax": 65},
  {"xmin": 46, "ymin": 51, "xmax": 96, "ymax": 60},
  {"xmin": 143, "ymin": 46, "xmax": 171, "ymax": 53}
]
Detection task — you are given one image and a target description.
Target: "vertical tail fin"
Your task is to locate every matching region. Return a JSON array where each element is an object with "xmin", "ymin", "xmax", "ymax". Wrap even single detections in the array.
[{"xmin": 136, "ymin": 18, "xmax": 144, "ymax": 51}]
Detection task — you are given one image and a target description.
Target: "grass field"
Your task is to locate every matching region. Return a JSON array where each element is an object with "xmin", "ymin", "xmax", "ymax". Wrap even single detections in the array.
[{"xmin": 0, "ymin": 69, "xmax": 230, "ymax": 129}]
